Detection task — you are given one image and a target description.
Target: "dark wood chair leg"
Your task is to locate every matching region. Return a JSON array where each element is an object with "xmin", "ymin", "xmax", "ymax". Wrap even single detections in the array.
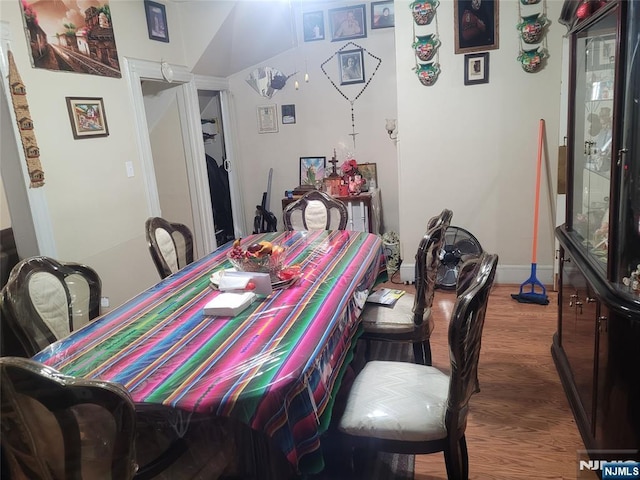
[
  {"xmin": 444, "ymin": 435, "xmax": 467, "ymax": 480},
  {"xmin": 413, "ymin": 340, "xmax": 432, "ymax": 365}
]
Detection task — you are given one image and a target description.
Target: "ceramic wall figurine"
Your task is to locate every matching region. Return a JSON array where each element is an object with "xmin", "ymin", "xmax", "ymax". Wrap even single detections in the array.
[
  {"xmin": 517, "ymin": 47, "xmax": 546, "ymax": 73},
  {"xmin": 517, "ymin": 13, "xmax": 548, "ymax": 44},
  {"xmin": 415, "ymin": 62, "xmax": 440, "ymax": 86},
  {"xmin": 410, "ymin": 0, "xmax": 439, "ymax": 26},
  {"xmin": 412, "ymin": 34, "xmax": 441, "ymax": 62}
]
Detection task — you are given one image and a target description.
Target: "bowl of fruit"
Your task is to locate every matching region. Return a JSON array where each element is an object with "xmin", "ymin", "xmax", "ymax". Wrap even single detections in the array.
[{"xmin": 227, "ymin": 239, "xmax": 287, "ymax": 280}]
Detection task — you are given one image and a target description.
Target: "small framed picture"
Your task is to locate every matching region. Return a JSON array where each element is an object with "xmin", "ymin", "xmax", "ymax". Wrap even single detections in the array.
[
  {"xmin": 144, "ymin": 0, "xmax": 169, "ymax": 43},
  {"xmin": 329, "ymin": 4, "xmax": 367, "ymax": 41},
  {"xmin": 454, "ymin": 0, "xmax": 498, "ymax": 54},
  {"xmin": 339, "ymin": 49, "xmax": 365, "ymax": 85},
  {"xmin": 257, "ymin": 105, "xmax": 278, "ymax": 134},
  {"xmin": 299, "ymin": 157, "xmax": 326, "ymax": 186},
  {"xmin": 357, "ymin": 162, "xmax": 378, "ymax": 190},
  {"xmin": 65, "ymin": 97, "xmax": 109, "ymax": 139},
  {"xmin": 303, "ymin": 11, "xmax": 325, "ymax": 42},
  {"xmin": 371, "ymin": 1, "xmax": 395, "ymax": 29},
  {"xmin": 282, "ymin": 104, "xmax": 296, "ymax": 124},
  {"xmin": 464, "ymin": 52, "xmax": 490, "ymax": 85}
]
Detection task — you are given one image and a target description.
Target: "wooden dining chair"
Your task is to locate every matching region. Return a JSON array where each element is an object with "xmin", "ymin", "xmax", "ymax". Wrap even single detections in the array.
[
  {"xmin": 145, "ymin": 217, "xmax": 194, "ymax": 279},
  {"xmin": 0, "ymin": 356, "xmax": 196, "ymax": 480},
  {"xmin": 0, "ymin": 256, "xmax": 102, "ymax": 357},
  {"xmin": 338, "ymin": 252, "xmax": 499, "ymax": 480},
  {"xmin": 283, "ymin": 190, "xmax": 349, "ymax": 231},
  {"xmin": 359, "ymin": 209, "xmax": 453, "ymax": 365}
]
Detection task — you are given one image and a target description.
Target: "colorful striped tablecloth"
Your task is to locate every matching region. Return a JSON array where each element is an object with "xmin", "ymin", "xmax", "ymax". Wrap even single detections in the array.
[{"xmin": 34, "ymin": 230, "xmax": 383, "ymax": 473}]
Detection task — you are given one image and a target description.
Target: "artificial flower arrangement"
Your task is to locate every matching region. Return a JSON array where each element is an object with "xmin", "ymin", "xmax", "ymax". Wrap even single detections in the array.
[{"xmin": 340, "ymin": 158, "xmax": 366, "ymax": 195}]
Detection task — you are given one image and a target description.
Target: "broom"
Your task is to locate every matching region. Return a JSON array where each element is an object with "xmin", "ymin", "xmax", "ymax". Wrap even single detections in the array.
[{"xmin": 512, "ymin": 119, "xmax": 550, "ymax": 305}]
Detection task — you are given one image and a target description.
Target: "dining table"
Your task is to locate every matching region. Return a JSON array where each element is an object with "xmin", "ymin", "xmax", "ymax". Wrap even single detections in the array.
[{"xmin": 34, "ymin": 229, "xmax": 384, "ymax": 476}]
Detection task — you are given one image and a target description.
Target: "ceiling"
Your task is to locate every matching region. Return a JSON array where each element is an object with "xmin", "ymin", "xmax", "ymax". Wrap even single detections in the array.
[{"xmin": 189, "ymin": 1, "xmax": 298, "ymax": 78}]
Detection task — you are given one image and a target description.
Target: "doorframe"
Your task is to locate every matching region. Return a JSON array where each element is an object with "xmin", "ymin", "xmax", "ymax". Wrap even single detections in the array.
[{"xmin": 124, "ymin": 57, "xmax": 245, "ymax": 257}]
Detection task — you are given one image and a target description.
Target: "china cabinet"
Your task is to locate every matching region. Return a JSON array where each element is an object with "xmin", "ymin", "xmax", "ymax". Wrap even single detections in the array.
[{"xmin": 553, "ymin": 0, "xmax": 640, "ymax": 459}]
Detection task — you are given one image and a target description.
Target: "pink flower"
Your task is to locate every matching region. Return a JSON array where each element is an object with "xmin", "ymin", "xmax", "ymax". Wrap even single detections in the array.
[{"xmin": 341, "ymin": 159, "xmax": 358, "ymax": 176}]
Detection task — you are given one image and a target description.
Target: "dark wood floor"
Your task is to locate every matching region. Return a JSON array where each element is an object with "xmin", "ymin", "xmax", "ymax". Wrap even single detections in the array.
[{"xmin": 378, "ymin": 282, "xmax": 597, "ymax": 480}]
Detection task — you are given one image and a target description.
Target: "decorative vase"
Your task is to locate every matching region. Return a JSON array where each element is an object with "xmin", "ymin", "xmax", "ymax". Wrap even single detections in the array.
[
  {"xmin": 410, "ymin": 0, "xmax": 439, "ymax": 26},
  {"xmin": 412, "ymin": 34, "xmax": 441, "ymax": 62},
  {"xmin": 517, "ymin": 13, "xmax": 548, "ymax": 44},
  {"xmin": 415, "ymin": 62, "xmax": 440, "ymax": 86},
  {"xmin": 517, "ymin": 47, "xmax": 546, "ymax": 73}
]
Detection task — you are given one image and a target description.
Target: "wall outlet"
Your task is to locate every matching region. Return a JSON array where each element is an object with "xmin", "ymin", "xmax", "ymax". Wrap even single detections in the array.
[
  {"xmin": 100, "ymin": 296, "xmax": 110, "ymax": 308},
  {"xmin": 125, "ymin": 161, "xmax": 134, "ymax": 177}
]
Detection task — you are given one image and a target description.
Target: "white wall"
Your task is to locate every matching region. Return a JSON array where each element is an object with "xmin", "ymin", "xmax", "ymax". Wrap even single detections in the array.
[
  {"xmin": 227, "ymin": 1, "xmax": 400, "ymax": 234},
  {"xmin": 395, "ymin": 0, "xmax": 564, "ymax": 285}
]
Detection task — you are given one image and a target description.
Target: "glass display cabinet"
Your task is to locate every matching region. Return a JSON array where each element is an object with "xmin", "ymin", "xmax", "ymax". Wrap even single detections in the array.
[{"xmin": 553, "ymin": 0, "xmax": 640, "ymax": 462}]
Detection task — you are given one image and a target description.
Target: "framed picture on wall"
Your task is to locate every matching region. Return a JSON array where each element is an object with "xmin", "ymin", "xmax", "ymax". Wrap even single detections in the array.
[
  {"xmin": 454, "ymin": 0, "xmax": 498, "ymax": 54},
  {"xmin": 464, "ymin": 52, "xmax": 489, "ymax": 85},
  {"xmin": 303, "ymin": 11, "xmax": 325, "ymax": 41},
  {"xmin": 65, "ymin": 97, "xmax": 109, "ymax": 139},
  {"xmin": 144, "ymin": 0, "xmax": 169, "ymax": 43},
  {"xmin": 257, "ymin": 105, "xmax": 278, "ymax": 133},
  {"xmin": 299, "ymin": 157, "xmax": 326, "ymax": 186},
  {"xmin": 282, "ymin": 104, "xmax": 296, "ymax": 124},
  {"xmin": 339, "ymin": 49, "xmax": 365, "ymax": 85},
  {"xmin": 357, "ymin": 162, "xmax": 377, "ymax": 190},
  {"xmin": 371, "ymin": 1, "xmax": 395, "ymax": 29},
  {"xmin": 329, "ymin": 4, "xmax": 367, "ymax": 41}
]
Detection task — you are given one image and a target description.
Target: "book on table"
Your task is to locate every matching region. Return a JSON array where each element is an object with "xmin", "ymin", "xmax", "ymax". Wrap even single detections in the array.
[{"xmin": 366, "ymin": 288, "xmax": 405, "ymax": 307}]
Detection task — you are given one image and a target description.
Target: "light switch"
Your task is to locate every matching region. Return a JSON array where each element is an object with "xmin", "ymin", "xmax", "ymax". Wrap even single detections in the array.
[{"xmin": 125, "ymin": 161, "xmax": 135, "ymax": 177}]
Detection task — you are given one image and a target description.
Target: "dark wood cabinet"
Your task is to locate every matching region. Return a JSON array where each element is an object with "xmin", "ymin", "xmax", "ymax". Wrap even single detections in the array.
[{"xmin": 553, "ymin": 0, "xmax": 640, "ymax": 463}]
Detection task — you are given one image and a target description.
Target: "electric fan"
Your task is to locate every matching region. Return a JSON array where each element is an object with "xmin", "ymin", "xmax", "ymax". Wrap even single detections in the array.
[{"xmin": 436, "ymin": 226, "xmax": 483, "ymax": 289}]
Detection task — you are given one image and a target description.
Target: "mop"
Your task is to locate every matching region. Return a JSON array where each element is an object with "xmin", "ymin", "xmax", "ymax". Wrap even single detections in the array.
[{"xmin": 512, "ymin": 119, "xmax": 550, "ymax": 305}]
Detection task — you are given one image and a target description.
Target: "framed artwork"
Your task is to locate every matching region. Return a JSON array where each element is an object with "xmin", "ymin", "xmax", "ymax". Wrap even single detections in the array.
[
  {"xmin": 257, "ymin": 105, "xmax": 278, "ymax": 134},
  {"xmin": 282, "ymin": 104, "xmax": 296, "ymax": 124},
  {"xmin": 357, "ymin": 162, "xmax": 378, "ymax": 190},
  {"xmin": 303, "ymin": 11, "xmax": 325, "ymax": 42},
  {"xmin": 329, "ymin": 4, "xmax": 367, "ymax": 41},
  {"xmin": 464, "ymin": 52, "xmax": 490, "ymax": 85},
  {"xmin": 66, "ymin": 97, "xmax": 109, "ymax": 139},
  {"xmin": 144, "ymin": 0, "xmax": 169, "ymax": 43},
  {"xmin": 19, "ymin": 0, "xmax": 121, "ymax": 78},
  {"xmin": 371, "ymin": 1, "xmax": 395, "ymax": 29},
  {"xmin": 299, "ymin": 157, "xmax": 326, "ymax": 186},
  {"xmin": 454, "ymin": 0, "xmax": 499, "ymax": 54},
  {"xmin": 339, "ymin": 49, "xmax": 365, "ymax": 85}
]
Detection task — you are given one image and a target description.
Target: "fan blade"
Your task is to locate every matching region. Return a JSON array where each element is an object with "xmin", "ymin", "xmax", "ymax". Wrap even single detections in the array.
[{"xmin": 455, "ymin": 238, "xmax": 482, "ymax": 255}]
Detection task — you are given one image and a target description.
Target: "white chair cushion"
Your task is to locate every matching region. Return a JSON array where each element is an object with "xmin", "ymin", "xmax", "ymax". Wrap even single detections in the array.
[
  {"xmin": 361, "ymin": 294, "xmax": 430, "ymax": 334},
  {"xmin": 155, "ymin": 227, "xmax": 179, "ymax": 273},
  {"xmin": 338, "ymin": 360, "xmax": 449, "ymax": 442},
  {"xmin": 29, "ymin": 271, "xmax": 70, "ymax": 341}
]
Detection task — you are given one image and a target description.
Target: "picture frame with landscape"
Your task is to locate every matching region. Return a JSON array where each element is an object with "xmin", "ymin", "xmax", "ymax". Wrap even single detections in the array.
[
  {"xmin": 299, "ymin": 157, "xmax": 326, "ymax": 186},
  {"xmin": 357, "ymin": 162, "xmax": 377, "ymax": 190},
  {"xmin": 66, "ymin": 97, "xmax": 109, "ymax": 139}
]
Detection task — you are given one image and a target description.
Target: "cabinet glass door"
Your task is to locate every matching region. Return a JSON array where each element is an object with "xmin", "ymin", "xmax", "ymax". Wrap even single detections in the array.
[{"xmin": 570, "ymin": 10, "xmax": 617, "ymax": 271}]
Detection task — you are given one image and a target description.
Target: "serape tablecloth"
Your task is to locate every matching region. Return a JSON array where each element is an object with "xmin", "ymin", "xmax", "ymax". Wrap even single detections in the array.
[{"xmin": 34, "ymin": 230, "xmax": 383, "ymax": 473}]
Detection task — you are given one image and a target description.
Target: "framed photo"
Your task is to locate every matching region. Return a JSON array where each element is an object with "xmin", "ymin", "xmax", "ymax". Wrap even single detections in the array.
[
  {"xmin": 454, "ymin": 0, "xmax": 499, "ymax": 54},
  {"xmin": 357, "ymin": 162, "xmax": 378, "ymax": 190},
  {"xmin": 65, "ymin": 97, "xmax": 109, "ymax": 139},
  {"xmin": 464, "ymin": 52, "xmax": 490, "ymax": 85},
  {"xmin": 257, "ymin": 105, "xmax": 278, "ymax": 134},
  {"xmin": 329, "ymin": 4, "xmax": 367, "ymax": 41},
  {"xmin": 299, "ymin": 157, "xmax": 326, "ymax": 186},
  {"xmin": 144, "ymin": 0, "xmax": 169, "ymax": 43},
  {"xmin": 339, "ymin": 49, "xmax": 365, "ymax": 85},
  {"xmin": 282, "ymin": 104, "xmax": 296, "ymax": 125},
  {"xmin": 303, "ymin": 11, "xmax": 325, "ymax": 42},
  {"xmin": 371, "ymin": 1, "xmax": 395, "ymax": 29}
]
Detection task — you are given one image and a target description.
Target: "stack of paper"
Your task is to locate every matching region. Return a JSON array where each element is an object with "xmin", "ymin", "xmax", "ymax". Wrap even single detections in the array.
[
  {"xmin": 366, "ymin": 288, "xmax": 406, "ymax": 307},
  {"xmin": 203, "ymin": 292, "xmax": 256, "ymax": 316}
]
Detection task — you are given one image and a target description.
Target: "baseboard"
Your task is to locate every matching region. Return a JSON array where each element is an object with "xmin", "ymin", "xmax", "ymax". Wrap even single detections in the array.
[{"xmin": 399, "ymin": 262, "xmax": 555, "ymax": 287}]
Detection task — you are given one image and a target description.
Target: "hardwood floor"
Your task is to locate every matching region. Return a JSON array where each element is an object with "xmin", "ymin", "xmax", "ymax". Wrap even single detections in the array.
[{"xmin": 377, "ymin": 282, "xmax": 598, "ymax": 480}]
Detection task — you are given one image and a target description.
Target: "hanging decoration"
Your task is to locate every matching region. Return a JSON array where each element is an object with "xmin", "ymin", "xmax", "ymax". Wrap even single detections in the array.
[
  {"xmin": 320, "ymin": 42, "xmax": 382, "ymax": 149},
  {"xmin": 411, "ymin": 0, "xmax": 441, "ymax": 86},
  {"xmin": 245, "ymin": 67, "xmax": 296, "ymax": 98},
  {"xmin": 7, "ymin": 50, "xmax": 45, "ymax": 188},
  {"xmin": 516, "ymin": 0, "xmax": 549, "ymax": 73}
]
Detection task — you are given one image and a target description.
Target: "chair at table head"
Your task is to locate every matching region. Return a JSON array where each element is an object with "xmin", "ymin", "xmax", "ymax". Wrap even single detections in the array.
[
  {"xmin": 145, "ymin": 217, "xmax": 194, "ymax": 279},
  {"xmin": 283, "ymin": 190, "xmax": 349, "ymax": 231},
  {"xmin": 1, "ymin": 256, "xmax": 101, "ymax": 357},
  {"xmin": 338, "ymin": 252, "xmax": 499, "ymax": 479},
  {"xmin": 0, "ymin": 356, "xmax": 138, "ymax": 479},
  {"xmin": 360, "ymin": 208, "xmax": 453, "ymax": 365}
]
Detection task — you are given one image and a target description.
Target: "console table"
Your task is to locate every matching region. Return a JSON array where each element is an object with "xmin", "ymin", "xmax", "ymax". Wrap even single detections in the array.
[{"xmin": 282, "ymin": 189, "xmax": 381, "ymax": 234}]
